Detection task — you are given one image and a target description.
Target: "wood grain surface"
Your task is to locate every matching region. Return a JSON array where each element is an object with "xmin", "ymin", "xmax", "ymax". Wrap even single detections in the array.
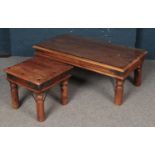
[
  {"xmin": 33, "ymin": 34, "xmax": 147, "ymax": 70},
  {"xmin": 4, "ymin": 56, "xmax": 73, "ymax": 85}
]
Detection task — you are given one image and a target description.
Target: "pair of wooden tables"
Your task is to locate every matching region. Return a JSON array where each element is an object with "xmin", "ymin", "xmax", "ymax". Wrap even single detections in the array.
[
  {"xmin": 33, "ymin": 34, "xmax": 147, "ymax": 105},
  {"xmin": 5, "ymin": 34, "xmax": 147, "ymax": 121}
]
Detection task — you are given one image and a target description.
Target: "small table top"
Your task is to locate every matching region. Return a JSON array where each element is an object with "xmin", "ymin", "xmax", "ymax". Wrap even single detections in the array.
[
  {"xmin": 4, "ymin": 57, "xmax": 73, "ymax": 85},
  {"xmin": 33, "ymin": 34, "xmax": 147, "ymax": 71}
]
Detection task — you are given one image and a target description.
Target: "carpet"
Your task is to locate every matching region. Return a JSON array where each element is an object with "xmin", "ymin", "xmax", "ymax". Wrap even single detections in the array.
[{"xmin": 0, "ymin": 57, "xmax": 155, "ymax": 127}]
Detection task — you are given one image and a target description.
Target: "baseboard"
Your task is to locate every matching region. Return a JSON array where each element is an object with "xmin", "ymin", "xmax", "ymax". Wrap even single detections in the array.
[{"xmin": 0, "ymin": 53, "xmax": 11, "ymax": 58}]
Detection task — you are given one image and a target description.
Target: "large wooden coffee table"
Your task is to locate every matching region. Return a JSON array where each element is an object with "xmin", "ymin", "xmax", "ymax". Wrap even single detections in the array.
[{"xmin": 33, "ymin": 34, "xmax": 147, "ymax": 105}]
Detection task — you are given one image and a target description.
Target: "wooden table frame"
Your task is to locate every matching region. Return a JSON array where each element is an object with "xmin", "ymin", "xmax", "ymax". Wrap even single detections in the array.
[
  {"xmin": 4, "ymin": 57, "xmax": 73, "ymax": 122},
  {"xmin": 33, "ymin": 35, "xmax": 147, "ymax": 105}
]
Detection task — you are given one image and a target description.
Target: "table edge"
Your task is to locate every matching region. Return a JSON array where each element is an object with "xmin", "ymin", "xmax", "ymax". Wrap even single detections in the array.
[{"xmin": 33, "ymin": 45, "xmax": 147, "ymax": 73}]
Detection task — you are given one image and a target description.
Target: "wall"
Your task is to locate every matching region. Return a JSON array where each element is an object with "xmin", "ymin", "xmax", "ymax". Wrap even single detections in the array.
[
  {"xmin": 0, "ymin": 28, "xmax": 154, "ymax": 59},
  {"xmin": 136, "ymin": 28, "xmax": 155, "ymax": 59},
  {"xmin": 0, "ymin": 28, "xmax": 11, "ymax": 56},
  {"xmin": 10, "ymin": 28, "xmax": 136, "ymax": 56}
]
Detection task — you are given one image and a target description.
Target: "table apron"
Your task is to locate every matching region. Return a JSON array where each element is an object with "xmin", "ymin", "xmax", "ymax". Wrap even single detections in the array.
[{"xmin": 35, "ymin": 50, "xmax": 133, "ymax": 80}]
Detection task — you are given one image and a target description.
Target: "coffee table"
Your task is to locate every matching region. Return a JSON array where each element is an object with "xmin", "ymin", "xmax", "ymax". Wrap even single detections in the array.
[
  {"xmin": 4, "ymin": 56, "xmax": 73, "ymax": 121},
  {"xmin": 33, "ymin": 34, "xmax": 147, "ymax": 105}
]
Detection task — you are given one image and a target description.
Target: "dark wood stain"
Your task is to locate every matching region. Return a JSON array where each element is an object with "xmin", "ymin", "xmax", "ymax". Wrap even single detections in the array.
[
  {"xmin": 33, "ymin": 34, "xmax": 147, "ymax": 69},
  {"xmin": 4, "ymin": 56, "xmax": 73, "ymax": 121},
  {"xmin": 33, "ymin": 34, "xmax": 147, "ymax": 105},
  {"xmin": 4, "ymin": 56, "xmax": 73, "ymax": 86}
]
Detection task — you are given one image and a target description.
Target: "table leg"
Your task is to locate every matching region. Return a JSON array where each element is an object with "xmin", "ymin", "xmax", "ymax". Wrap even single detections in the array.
[
  {"xmin": 35, "ymin": 93, "xmax": 45, "ymax": 122},
  {"xmin": 114, "ymin": 79, "xmax": 124, "ymax": 105},
  {"xmin": 10, "ymin": 82, "xmax": 20, "ymax": 109},
  {"xmin": 134, "ymin": 64, "xmax": 142, "ymax": 86},
  {"xmin": 60, "ymin": 80, "xmax": 68, "ymax": 105}
]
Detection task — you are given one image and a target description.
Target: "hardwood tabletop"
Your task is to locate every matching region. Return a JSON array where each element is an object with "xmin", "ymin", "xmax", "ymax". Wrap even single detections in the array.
[
  {"xmin": 33, "ymin": 34, "xmax": 147, "ymax": 70},
  {"xmin": 4, "ymin": 56, "xmax": 73, "ymax": 85}
]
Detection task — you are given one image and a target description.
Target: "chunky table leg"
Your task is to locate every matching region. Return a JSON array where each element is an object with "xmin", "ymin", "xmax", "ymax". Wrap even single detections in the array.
[
  {"xmin": 10, "ymin": 82, "xmax": 20, "ymax": 109},
  {"xmin": 134, "ymin": 64, "xmax": 142, "ymax": 86},
  {"xmin": 35, "ymin": 93, "xmax": 45, "ymax": 122},
  {"xmin": 60, "ymin": 80, "xmax": 68, "ymax": 105},
  {"xmin": 114, "ymin": 79, "xmax": 124, "ymax": 105}
]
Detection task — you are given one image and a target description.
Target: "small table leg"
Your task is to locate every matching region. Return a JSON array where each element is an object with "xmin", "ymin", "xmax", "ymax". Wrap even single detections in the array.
[
  {"xmin": 60, "ymin": 80, "xmax": 68, "ymax": 105},
  {"xmin": 10, "ymin": 82, "xmax": 20, "ymax": 109},
  {"xmin": 35, "ymin": 93, "xmax": 45, "ymax": 122},
  {"xmin": 114, "ymin": 79, "xmax": 124, "ymax": 105},
  {"xmin": 134, "ymin": 64, "xmax": 142, "ymax": 86}
]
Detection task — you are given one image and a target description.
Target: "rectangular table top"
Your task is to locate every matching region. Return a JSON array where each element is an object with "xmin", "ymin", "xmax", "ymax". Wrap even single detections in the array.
[
  {"xmin": 4, "ymin": 56, "xmax": 73, "ymax": 85},
  {"xmin": 33, "ymin": 34, "xmax": 147, "ymax": 71}
]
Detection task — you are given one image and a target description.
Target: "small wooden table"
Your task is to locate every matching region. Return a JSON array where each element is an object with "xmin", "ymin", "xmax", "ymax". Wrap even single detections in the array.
[
  {"xmin": 4, "ymin": 56, "xmax": 73, "ymax": 121},
  {"xmin": 33, "ymin": 34, "xmax": 147, "ymax": 105}
]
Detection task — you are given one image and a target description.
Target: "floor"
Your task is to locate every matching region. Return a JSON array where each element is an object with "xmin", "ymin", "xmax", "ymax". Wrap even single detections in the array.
[{"xmin": 0, "ymin": 56, "xmax": 155, "ymax": 127}]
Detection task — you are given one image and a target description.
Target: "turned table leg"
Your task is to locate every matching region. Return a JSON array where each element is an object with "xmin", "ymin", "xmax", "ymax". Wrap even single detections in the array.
[
  {"xmin": 9, "ymin": 82, "xmax": 20, "ymax": 109},
  {"xmin": 134, "ymin": 64, "xmax": 142, "ymax": 86},
  {"xmin": 35, "ymin": 93, "xmax": 45, "ymax": 122},
  {"xmin": 114, "ymin": 79, "xmax": 124, "ymax": 105},
  {"xmin": 60, "ymin": 80, "xmax": 68, "ymax": 105}
]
